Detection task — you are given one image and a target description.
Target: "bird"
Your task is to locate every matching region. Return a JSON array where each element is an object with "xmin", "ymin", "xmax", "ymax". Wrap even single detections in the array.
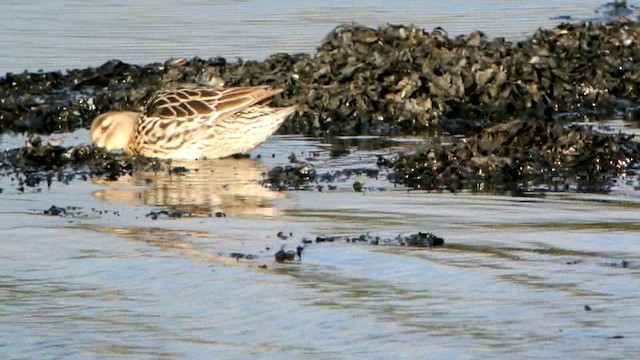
[{"xmin": 90, "ymin": 85, "xmax": 295, "ymax": 159}]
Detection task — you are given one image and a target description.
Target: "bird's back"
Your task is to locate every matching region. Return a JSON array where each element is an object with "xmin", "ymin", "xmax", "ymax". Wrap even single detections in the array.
[{"xmin": 132, "ymin": 85, "xmax": 294, "ymax": 159}]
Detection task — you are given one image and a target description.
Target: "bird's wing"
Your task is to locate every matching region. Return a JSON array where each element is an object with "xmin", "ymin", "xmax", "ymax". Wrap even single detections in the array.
[{"xmin": 144, "ymin": 85, "xmax": 284, "ymax": 124}]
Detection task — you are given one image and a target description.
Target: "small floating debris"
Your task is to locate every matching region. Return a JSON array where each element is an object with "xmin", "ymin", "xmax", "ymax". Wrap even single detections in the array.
[
  {"xmin": 41, "ymin": 205, "xmax": 85, "ymax": 218},
  {"xmin": 313, "ymin": 232, "xmax": 445, "ymax": 248},
  {"xmin": 170, "ymin": 166, "xmax": 190, "ymax": 175},
  {"xmin": 602, "ymin": 260, "xmax": 630, "ymax": 268},
  {"xmin": 230, "ymin": 252, "xmax": 257, "ymax": 261},
  {"xmin": 43, "ymin": 205, "xmax": 67, "ymax": 216},
  {"xmin": 210, "ymin": 211, "xmax": 226, "ymax": 218},
  {"xmin": 275, "ymin": 249, "xmax": 297, "ymax": 263},
  {"xmin": 274, "ymin": 245, "xmax": 304, "ymax": 263},
  {"xmin": 263, "ymin": 163, "xmax": 316, "ymax": 190},
  {"xmin": 145, "ymin": 210, "xmax": 192, "ymax": 220},
  {"xmin": 352, "ymin": 181, "xmax": 363, "ymax": 192}
]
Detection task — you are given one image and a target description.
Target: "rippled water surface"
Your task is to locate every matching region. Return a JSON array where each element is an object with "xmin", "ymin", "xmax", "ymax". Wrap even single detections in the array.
[
  {"xmin": 2, "ymin": 131, "xmax": 640, "ymax": 359},
  {"xmin": 2, "ymin": 1, "xmax": 640, "ymax": 359}
]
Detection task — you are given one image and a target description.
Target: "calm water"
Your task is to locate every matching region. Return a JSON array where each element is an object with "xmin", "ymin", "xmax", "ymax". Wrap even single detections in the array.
[
  {"xmin": 0, "ymin": 0, "xmax": 629, "ymax": 73},
  {"xmin": 2, "ymin": 1, "xmax": 640, "ymax": 359}
]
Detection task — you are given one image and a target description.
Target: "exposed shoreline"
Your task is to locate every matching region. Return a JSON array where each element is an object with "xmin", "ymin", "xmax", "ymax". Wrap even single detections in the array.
[{"xmin": 1, "ymin": 16, "xmax": 639, "ymax": 192}]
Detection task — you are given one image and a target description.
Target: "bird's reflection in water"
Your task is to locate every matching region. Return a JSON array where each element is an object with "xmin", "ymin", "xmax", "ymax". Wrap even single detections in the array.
[{"xmin": 93, "ymin": 157, "xmax": 284, "ymax": 217}]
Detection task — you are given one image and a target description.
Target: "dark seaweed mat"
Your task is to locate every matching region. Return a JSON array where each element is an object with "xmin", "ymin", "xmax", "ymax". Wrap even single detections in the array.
[
  {"xmin": 383, "ymin": 118, "xmax": 640, "ymax": 192},
  {"xmin": 2, "ymin": 18, "xmax": 640, "ymax": 135},
  {"xmin": 2, "ymin": 18, "xmax": 640, "ymax": 191},
  {"xmin": 0, "ymin": 137, "xmax": 162, "ymax": 189}
]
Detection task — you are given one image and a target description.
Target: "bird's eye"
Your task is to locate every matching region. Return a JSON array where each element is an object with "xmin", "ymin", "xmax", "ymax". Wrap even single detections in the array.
[{"xmin": 101, "ymin": 125, "xmax": 109, "ymax": 133}]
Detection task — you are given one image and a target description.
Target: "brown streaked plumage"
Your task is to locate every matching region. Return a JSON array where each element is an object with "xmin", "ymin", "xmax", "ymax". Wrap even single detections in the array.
[{"xmin": 90, "ymin": 85, "xmax": 295, "ymax": 159}]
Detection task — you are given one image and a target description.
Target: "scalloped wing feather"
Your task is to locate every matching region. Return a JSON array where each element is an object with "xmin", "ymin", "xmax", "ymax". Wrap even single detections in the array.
[{"xmin": 144, "ymin": 85, "xmax": 283, "ymax": 125}]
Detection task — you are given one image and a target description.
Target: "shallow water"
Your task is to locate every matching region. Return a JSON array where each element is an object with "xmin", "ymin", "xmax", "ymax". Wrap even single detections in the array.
[
  {"xmin": 2, "ymin": 129, "xmax": 640, "ymax": 359},
  {"xmin": 2, "ymin": 1, "xmax": 640, "ymax": 359}
]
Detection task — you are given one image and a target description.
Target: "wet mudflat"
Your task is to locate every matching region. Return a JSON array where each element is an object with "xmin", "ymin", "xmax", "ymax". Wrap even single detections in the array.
[{"xmin": 2, "ymin": 130, "xmax": 639, "ymax": 359}]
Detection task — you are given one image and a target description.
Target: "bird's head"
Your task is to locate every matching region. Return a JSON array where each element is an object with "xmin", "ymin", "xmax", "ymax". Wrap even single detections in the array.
[{"xmin": 90, "ymin": 111, "xmax": 139, "ymax": 151}]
